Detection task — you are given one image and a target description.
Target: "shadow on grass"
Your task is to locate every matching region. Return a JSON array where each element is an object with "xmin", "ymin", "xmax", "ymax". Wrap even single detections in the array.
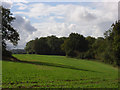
[{"xmin": 4, "ymin": 56, "xmax": 100, "ymax": 73}]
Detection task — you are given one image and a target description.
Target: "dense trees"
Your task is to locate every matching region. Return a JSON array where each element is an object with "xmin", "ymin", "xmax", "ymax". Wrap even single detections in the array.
[
  {"xmin": 34, "ymin": 37, "xmax": 50, "ymax": 55},
  {"xmin": 25, "ymin": 40, "xmax": 35, "ymax": 54},
  {"xmin": 1, "ymin": 6, "xmax": 20, "ymax": 57},
  {"xmin": 61, "ymin": 33, "xmax": 88, "ymax": 57},
  {"xmin": 103, "ymin": 21, "xmax": 120, "ymax": 65},
  {"xmin": 112, "ymin": 21, "xmax": 120, "ymax": 65},
  {"xmin": 83, "ymin": 36, "xmax": 96, "ymax": 59},
  {"xmin": 25, "ymin": 21, "xmax": 120, "ymax": 66},
  {"xmin": 89, "ymin": 21, "xmax": 120, "ymax": 66},
  {"xmin": 47, "ymin": 36, "xmax": 65, "ymax": 55},
  {"xmin": 25, "ymin": 36, "xmax": 65, "ymax": 55}
]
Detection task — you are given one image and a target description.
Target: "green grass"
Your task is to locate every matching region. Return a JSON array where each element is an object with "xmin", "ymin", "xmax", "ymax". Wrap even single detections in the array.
[{"xmin": 2, "ymin": 54, "xmax": 118, "ymax": 88}]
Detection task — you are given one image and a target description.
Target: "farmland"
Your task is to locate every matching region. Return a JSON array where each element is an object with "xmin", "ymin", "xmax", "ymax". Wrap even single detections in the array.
[{"xmin": 2, "ymin": 54, "xmax": 118, "ymax": 88}]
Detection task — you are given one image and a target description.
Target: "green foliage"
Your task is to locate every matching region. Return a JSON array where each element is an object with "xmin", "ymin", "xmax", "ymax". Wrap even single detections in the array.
[
  {"xmin": 1, "ymin": 6, "xmax": 19, "ymax": 57},
  {"xmin": 84, "ymin": 36, "xmax": 96, "ymax": 59},
  {"xmin": 25, "ymin": 40, "xmax": 35, "ymax": 54},
  {"xmin": 25, "ymin": 36, "xmax": 65, "ymax": 55},
  {"xmin": 62, "ymin": 33, "xmax": 88, "ymax": 57},
  {"xmin": 69, "ymin": 33, "xmax": 88, "ymax": 52},
  {"xmin": 103, "ymin": 21, "xmax": 120, "ymax": 65},
  {"xmin": 1, "ymin": 6, "xmax": 19, "ymax": 46},
  {"xmin": 92, "ymin": 37, "xmax": 105, "ymax": 60},
  {"xmin": 34, "ymin": 37, "xmax": 50, "ymax": 54},
  {"xmin": 2, "ymin": 54, "xmax": 118, "ymax": 88},
  {"xmin": 111, "ymin": 21, "xmax": 120, "ymax": 65},
  {"xmin": 25, "ymin": 21, "xmax": 120, "ymax": 66},
  {"xmin": 47, "ymin": 35, "xmax": 64, "ymax": 55}
]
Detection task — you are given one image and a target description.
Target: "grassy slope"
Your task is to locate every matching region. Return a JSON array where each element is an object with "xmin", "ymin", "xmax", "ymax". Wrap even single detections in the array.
[{"xmin": 2, "ymin": 54, "xmax": 118, "ymax": 88}]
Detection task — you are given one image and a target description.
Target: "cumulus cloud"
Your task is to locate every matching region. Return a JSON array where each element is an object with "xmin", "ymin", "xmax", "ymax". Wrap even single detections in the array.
[
  {"xmin": 10, "ymin": 15, "xmax": 37, "ymax": 49},
  {"xmin": 11, "ymin": 2, "xmax": 118, "ymax": 49},
  {"xmin": 12, "ymin": 15, "xmax": 37, "ymax": 33},
  {"xmin": 31, "ymin": 23, "xmax": 73, "ymax": 38}
]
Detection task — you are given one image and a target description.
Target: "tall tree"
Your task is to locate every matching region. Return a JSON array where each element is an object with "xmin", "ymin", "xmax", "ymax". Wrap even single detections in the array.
[
  {"xmin": 62, "ymin": 33, "xmax": 88, "ymax": 57},
  {"xmin": 85, "ymin": 36, "xmax": 96, "ymax": 59},
  {"xmin": 34, "ymin": 37, "xmax": 50, "ymax": 55},
  {"xmin": 103, "ymin": 21, "xmax": 120, "ymax": 65},
  {"xmin": 111, "ymin": 21, "xmax": 120, "ymax": 65},
  {"xmin": 25, "ymin": 40, "xmax": 35, "ymax": 54},
  {"xmin": 1, "ymin": 6, "xmax": 20, "ymax": 57},
  {"xmin": 47, "ymin": 35, "xmax": 64, "ymax": 55}
]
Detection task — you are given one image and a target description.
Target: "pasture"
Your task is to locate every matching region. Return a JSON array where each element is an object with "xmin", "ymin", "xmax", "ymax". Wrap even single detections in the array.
[{"xmin": 2, "ymin": 54, "xmax": 118, "ymax": 88}]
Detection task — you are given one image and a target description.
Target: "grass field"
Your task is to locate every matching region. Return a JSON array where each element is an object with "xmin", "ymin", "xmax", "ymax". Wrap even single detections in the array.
[{"xmin": 2, "ymin": 54, "xmax": 118, "ymax": 88}]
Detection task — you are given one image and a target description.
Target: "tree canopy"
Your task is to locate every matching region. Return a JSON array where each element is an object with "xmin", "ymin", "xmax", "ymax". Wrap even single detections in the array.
[
  {"xmin": 1, "ymin": 6, "xmax": 20, "ymax": 57},
  {"xmin": 61, "ymin": 33, "xmax": 88, "ymax": 57},
  {"xmin": 25, "ymin": 36, "xmax": 65, "ymax": 55}
]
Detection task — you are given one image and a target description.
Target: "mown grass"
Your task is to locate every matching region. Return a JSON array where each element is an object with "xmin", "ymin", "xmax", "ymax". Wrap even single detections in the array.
[{"xmin": 2, "ymin": 54, "xmax": 118, "ymax": 88}]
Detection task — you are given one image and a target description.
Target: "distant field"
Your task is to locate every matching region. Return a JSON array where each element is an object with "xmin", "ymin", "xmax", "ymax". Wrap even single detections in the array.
[{"xmin": 2, "ymin": 54, "xmax": 118, "ymax": 88}]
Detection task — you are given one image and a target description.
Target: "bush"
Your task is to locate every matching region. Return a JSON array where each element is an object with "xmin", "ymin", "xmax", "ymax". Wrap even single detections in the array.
[
  {"xmin": 66, "ymin": 50, "xmax": 76, "ymax": 57},
  {"xmin": 77, "ymin": 52, "xmax": 86, "ymax": 59}
]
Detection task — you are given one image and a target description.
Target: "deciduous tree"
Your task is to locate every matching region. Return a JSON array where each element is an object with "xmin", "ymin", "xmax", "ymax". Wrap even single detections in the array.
[{"xmin": 1, "ymin": 6, "xmax": 20, "ymax": 57}]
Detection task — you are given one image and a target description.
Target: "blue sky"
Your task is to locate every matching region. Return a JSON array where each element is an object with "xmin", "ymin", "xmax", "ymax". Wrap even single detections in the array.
[{"xmin": 11, "ymin": 2, "xmax": 97, "ymax": 24}]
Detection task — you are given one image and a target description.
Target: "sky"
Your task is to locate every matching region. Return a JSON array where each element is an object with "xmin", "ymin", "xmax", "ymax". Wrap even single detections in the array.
[{"xmin": 1, "ymin": 1, "xmax": 118, "ymax": 49}]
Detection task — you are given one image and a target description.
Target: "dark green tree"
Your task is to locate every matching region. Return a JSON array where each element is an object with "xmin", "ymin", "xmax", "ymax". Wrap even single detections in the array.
[
  {"xmin": 102, "ymin": 21, "xmax": 120, "ymax": 66},
  {"xmin": 111, "ymin": 21, "xmax": 120, "ymax": 65},
  {"xmin": 62, "ymin": 33, "xmax": 88, "ymax": 57},
  {"xmin": 92, "ymin": 37, "xmax": 105, "ymax": 60},
  {"xmin": 85, "ymin": 36, "xmax": 96, "ymax": 59},
  {"xmin": 25, "ymin": 40, "xmax": 35, "ymax": 54},
  {"xmin": 47, "ymin": 35, "xmax": 64, "ymax": 55},
  {"xmin": 1, "ymin": 6, "xmax": 20, "ymax": 57},
  {"xmin": 25, "ymin": 36, "xmax": 65, "ymax": 55},
  {"xmin": 34, "ymin": 37, "xmax": 50, "ymax": 55},
  {"xmin": 103, "ymin": 28, "xmax": 115, "ymax": 64}
]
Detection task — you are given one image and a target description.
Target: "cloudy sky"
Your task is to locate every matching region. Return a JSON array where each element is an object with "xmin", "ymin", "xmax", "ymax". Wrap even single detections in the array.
[{"xmin": 2, "ymin": 1, "xmax": 118, "ymax": 49}]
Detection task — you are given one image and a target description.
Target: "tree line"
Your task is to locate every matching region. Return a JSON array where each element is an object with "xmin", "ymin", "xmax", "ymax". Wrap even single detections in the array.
[
  {"xmin": 25, "ymin": 36, "xmax": 66, "ymax": 55},
  {"xmin": 1, "ymin": 6, "xmax": 120, "ymax": 66},
  {"xmin": 25, "ymin": 21, "xmax": 120, "ymax": 66}
]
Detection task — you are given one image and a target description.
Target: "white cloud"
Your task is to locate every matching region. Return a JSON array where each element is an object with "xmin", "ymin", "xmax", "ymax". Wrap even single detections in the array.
[
  {"xmin": 10, "ymin": 15, "xmax": 37, "ymax": 49},
  {"xmin": 12, "ymin": 15, "xmax": 37, "ymax": 33},
  {"xmin": 31, "ymin": 22, "xmax": 71, "ymax": 38},
  {"xmin": 2, "ymin": 2, "xmax": 13, "ymax": 9},
  {"xmin": 11, "ymin": 2, "xmax": 118, "ymax": 49},
  {"xmin": 15, "ymin": 3, "xmax": 28, "ymax": 10},
  {"xmin": 65, "ymin": 5, "xmax": 97, "ymax": 23}
]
